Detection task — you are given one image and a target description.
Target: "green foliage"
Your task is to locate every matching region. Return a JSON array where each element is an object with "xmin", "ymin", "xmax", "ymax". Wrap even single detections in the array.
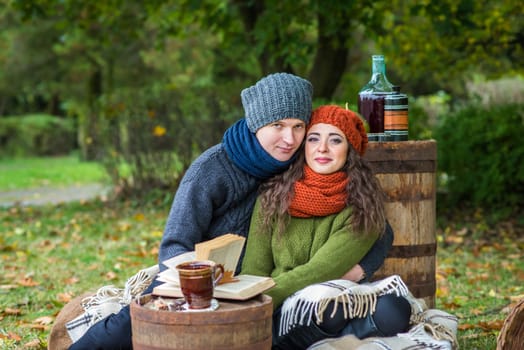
[
  {"xmin": 379, "ymin": 0, "xmax": 524, "ymax": 96},
  {"xmin": 0, "ymin": 114, "xmax": 76, "ymax": 157},
  {"xmin": 409, "ymin": 91, "xmax": 452, "ymax": 140},
  {"xmin": 4, "ymin": 0, "xmax": 524, "ymax": 200},
  {"xmin": 98, "ymin": 86, "xmax": 233, "ymax": 197},
  {"xmin": 435, "ymin": 103, "xmax": 524, "ymax": 212}
]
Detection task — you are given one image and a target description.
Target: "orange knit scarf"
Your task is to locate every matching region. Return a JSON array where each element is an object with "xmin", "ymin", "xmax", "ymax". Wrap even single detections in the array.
[{"xmin": 288, "ymin": 165, "xmax": 349, "ymax": 218}]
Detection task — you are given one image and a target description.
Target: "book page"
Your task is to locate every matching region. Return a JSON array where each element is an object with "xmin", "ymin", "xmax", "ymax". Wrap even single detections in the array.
[
  {"xmin": 214, "ymin": 274, "xmax": 275, "ymax": 299},
  {"xmin": 158, "ymin": 251, "xmax": 196, "ymax": 285},
  {"xmin": 157, "ymin": 269, "xmax": 180, "ymax": 286},
  {"xmin": 194, "ymin": 234, "xmax": 233, "ymax": 257},
  {"xmin": 206, "ymin": 239, "xmax": 245, "ymax": 282},
  {"xmin": 161, "ymin": 251, "xmax": 196, "ymax": 270},
  {"xmin": 195, "ymin": 234, "xmax": 242, "ymax": 260},
  {"xmin": 194, "ymin": 234, "xmax": 245, "ymax": 283}
]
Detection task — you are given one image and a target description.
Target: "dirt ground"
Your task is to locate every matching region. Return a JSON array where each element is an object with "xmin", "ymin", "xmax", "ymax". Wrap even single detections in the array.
[{"xmin": 0, "ymin": 183, "xmax": 109, "ymax": 207}]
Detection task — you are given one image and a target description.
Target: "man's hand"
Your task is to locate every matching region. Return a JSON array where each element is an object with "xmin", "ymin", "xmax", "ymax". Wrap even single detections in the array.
[{"xmin": 341, "ymin": 264, "xmax": 366, "ymax": 282}]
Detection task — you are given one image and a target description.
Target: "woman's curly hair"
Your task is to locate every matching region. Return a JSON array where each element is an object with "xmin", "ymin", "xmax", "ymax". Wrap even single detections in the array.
[{"xmin": 257, "ymin": 144, "xmax": 386, "ymax": 238}]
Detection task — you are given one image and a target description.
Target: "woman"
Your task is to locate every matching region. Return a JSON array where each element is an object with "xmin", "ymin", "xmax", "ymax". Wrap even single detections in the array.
[{"xmin": 242, "ymin": 105, "xmax": 411, "ymax": 349}]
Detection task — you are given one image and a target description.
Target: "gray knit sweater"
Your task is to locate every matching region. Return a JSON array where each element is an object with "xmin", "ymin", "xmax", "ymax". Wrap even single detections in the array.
[{"xmin": 158, "ymin": 144, "xmax": 261, "ymax": 271}]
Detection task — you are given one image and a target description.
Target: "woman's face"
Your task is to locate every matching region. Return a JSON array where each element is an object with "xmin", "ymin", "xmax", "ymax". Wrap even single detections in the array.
[
  {"xmin": 255, "ymin": 118, "xmax": 306, "ymax": 162},
  {"xmin": 305, "ymin": 123, "xmax": 349, "ymax": 174}
]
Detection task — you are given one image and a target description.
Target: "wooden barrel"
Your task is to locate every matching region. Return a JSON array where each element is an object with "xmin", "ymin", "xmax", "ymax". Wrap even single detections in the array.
[
  {"xmin": 497, "ymin": 298, "xmax": 524, "ymax": 350},
  {"xmin": 130, "ymin": 294, "xmax": 273, "ymax": 350},
  {"xmin": 364, "ymin": 140, "xmax": 437, "ymax": 308}
]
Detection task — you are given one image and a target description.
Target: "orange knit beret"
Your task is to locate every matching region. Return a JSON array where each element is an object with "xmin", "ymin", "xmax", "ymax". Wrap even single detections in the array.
[{"xmin": 308, "ymin": 105, "xmax": 368, "ymax": 156}]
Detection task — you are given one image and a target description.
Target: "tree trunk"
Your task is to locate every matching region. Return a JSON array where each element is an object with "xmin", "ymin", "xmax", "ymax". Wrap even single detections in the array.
[
  {"xmin": 308, "ymin": 13, "xmax": 351, "ymax": 100},
  {"xmin": 79, "ymin": 66, "xmax": 103, "ymax": 161},
  {"xmin": 234, "ymin": 1, "xmax": 292, "ymax": 75}
]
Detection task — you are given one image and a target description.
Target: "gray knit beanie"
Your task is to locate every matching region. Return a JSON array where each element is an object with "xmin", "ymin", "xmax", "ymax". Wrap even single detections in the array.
[{"xmin": 241, "ymin": 73, "xmax": 313, "ymax": 133}]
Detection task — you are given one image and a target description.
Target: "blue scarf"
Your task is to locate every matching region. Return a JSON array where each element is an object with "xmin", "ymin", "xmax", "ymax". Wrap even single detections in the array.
[{"xmin": 223, "ymin": 119, "xmax": 296, "ymax": 179}]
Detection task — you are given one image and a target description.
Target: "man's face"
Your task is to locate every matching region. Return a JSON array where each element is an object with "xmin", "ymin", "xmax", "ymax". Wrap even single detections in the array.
[{"xmin": 255, "ymin": 118, "xmax": 306, "ymax": 162}]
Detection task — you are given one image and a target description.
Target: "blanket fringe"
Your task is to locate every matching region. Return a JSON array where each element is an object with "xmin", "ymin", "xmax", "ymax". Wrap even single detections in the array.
[
  {"xmin": 279, "ymin": 275, "xmax": 409, "ymax": 336},
  {"xmin": 399, "ymin": 323, "xmax": 456, "ymax": 350},
  {"xmin": 66, "ymin": 264, "xmax": 159, "ymax": 342}
]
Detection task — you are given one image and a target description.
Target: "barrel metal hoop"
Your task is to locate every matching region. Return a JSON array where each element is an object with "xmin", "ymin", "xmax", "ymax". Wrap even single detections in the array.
[
  {"xmin": 407, "ymin": 280, "xmax": 437, "ymax": 298},
  {"xmin": 388, "ymin": 243, "xmax": 437, "ymax": 258},
  {"xmin": 370, "ymin": 160, "xmax": 436, "ymax": 173}
]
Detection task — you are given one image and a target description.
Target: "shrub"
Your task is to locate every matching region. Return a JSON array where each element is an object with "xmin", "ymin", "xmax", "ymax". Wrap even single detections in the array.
[
  {"xmin": 435, "ymin": 103, "xmax": 524, "ymax": 213},
  {"xmin": 0, "ymin": 114, "xmax": 76, "ymax": 157}
]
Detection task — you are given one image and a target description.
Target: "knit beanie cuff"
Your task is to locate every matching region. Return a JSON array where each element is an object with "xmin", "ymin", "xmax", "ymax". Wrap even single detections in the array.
[
  {"xmin": 241, "ymin": 73, "xmax": 313, "ymax": 133},
  {"xmin": 309, "ymin": 105, "xmax": 369, "ymax": 156}
]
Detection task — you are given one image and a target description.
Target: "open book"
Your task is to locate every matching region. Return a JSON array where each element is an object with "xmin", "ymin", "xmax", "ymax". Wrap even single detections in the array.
[{"xmin": 154, "ymin": 233, "xmax": 275, "ymax": 301}]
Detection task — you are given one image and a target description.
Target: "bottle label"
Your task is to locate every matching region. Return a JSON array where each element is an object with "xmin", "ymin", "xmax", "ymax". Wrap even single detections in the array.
[{"xmin": 384, "ymin": 94, "xmax": 408, "ymax": 141}]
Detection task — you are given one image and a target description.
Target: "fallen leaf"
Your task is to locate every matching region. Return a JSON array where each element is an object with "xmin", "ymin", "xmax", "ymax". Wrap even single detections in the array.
[
  {"xmin": 27, "ymin": 324, "xmax": 47, "ymax": 331},
  {"xmin": 470, "ymin": 307, "xmax": 485, "ymax": 316},
  {"xmin": 34, "ymin": 316, "xmax": 54, "ymax": 325},
  {"xmin": 64, "ymin": 277, "xmax": 79, "ymax": 285},
  {"xmin": 445, "ymin": 235, "xmax": 464, "ymax": 244},
  {"xmin": 3, "ymin": 307, "xmax": 22, "ymax": 316},
  {"xmin": 436, "ymin": 285, "xmax": 450, "ymax": 298},
  {"xmin": 442, "ymin": 301, "xmax": 461, "ymax": 310},
  {"xmin": 134, "ymin": 213, "xmax": 145, "ymax": 221},
  {"xmin": 23, "ymin": 339, "xmax": 41, "ymax": 348},
  {"xmin": 458, "ymin": 323, "xmax": 476, "ymax": 330},
  {"xmin": 105, "ymin": 271, "xmax": 117, "ymax": 280},
  {"xmin": 18, "ymin": 276, "xmax": 39, "ymax": 287},
  {"xmin": 87, "ymin": 264, "xmax": 100, "ymax": 271},
  {"xmin": 0, "ymin": 331, "xmax": 22, "ymax": 341},
  {"xmin": 57, "ymin": 292, "xmax": 73, "ymax": 303},
  {"xmin": 151, "ymin": 230, "xmax": 163, "ymax": 238},
  {"xmin": 477, "ymin": 319, "xmax": 504, "ymax": 331},
  {"xmin": 118, "ymin": 222, "xmax": 132, "ymax": 231}
]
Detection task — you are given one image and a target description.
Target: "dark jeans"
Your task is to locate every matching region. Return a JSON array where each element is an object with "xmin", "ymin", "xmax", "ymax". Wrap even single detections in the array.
[
  {"xmin": 68, "ymin": 280, "xmax": 160, "ymax": 350},
  {"xmin": 272, "ymin": 294, "xmax": 412, "ymax": 350}
]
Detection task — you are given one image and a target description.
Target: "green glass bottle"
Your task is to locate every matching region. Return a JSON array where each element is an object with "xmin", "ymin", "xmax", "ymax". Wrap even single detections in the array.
[{"xmin": 358, "ymin": 55, "xmax": 395, "ymax": 142}]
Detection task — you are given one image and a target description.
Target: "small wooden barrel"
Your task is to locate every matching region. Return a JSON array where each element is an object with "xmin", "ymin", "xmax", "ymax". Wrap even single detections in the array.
[
  {"xmin": 131, "ymin": 294, "xmax": 273, "ymax": 350},
  {"xmin": 364, "ymin": 140, "xmax": 437, "ymax": 307},
  {"xmin": 497, "ymin": 298, "xmax": 524, "ymax": 350}
]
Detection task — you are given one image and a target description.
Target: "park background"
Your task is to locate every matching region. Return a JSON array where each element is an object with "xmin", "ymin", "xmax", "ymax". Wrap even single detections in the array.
[{"xmin": 0, "ymin": 1, "xmax": 523, "ymax": 349}]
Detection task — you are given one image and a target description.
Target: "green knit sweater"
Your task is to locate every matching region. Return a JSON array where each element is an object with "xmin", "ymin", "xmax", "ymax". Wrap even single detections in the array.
[{"xmin": 241, "ymin": 199, "xmax": 379, "ymax": 309}]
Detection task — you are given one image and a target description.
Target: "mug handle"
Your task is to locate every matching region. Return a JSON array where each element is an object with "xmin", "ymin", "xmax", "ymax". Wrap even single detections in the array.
[{"xmin": 213, "ymin": 264, "xmax": 225, "ymax": 286}]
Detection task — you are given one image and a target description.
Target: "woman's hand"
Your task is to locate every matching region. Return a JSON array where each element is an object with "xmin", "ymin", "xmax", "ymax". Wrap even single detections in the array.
[{"xmin": 341, "ymin": 264, "xmax": 366, "ymax": 282}]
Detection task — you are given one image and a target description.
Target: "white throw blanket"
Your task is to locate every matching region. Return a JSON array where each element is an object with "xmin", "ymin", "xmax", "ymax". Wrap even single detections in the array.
[
  {"xmin": 303, "ymin": 276, "xmax": 459, "ymax": 350},
  {"xmin": 279, "ymin": 275, "xmax": 410, "ymax": 336},
  {"xmin": 65, "ymin": 265, "xmax": 159, "ymax": 342}
]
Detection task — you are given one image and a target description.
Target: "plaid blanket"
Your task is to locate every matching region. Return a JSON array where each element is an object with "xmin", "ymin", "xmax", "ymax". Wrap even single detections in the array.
[
  {"xmin": 279, "ymin": 275, "xmax": 410, "ymax": 336},
  {"xmin": 65, "ymin": 265, "xmax": 159, "ymax": 342}
]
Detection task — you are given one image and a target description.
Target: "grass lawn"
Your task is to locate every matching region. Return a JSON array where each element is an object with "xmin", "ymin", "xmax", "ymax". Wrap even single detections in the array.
[
  {"xmin": 0, "ymin": 157, "xmax": 523, "ymax": 349},
  {"xmin": 0, "ymin": 155, "xmax": 108, "ymax": 190}
]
